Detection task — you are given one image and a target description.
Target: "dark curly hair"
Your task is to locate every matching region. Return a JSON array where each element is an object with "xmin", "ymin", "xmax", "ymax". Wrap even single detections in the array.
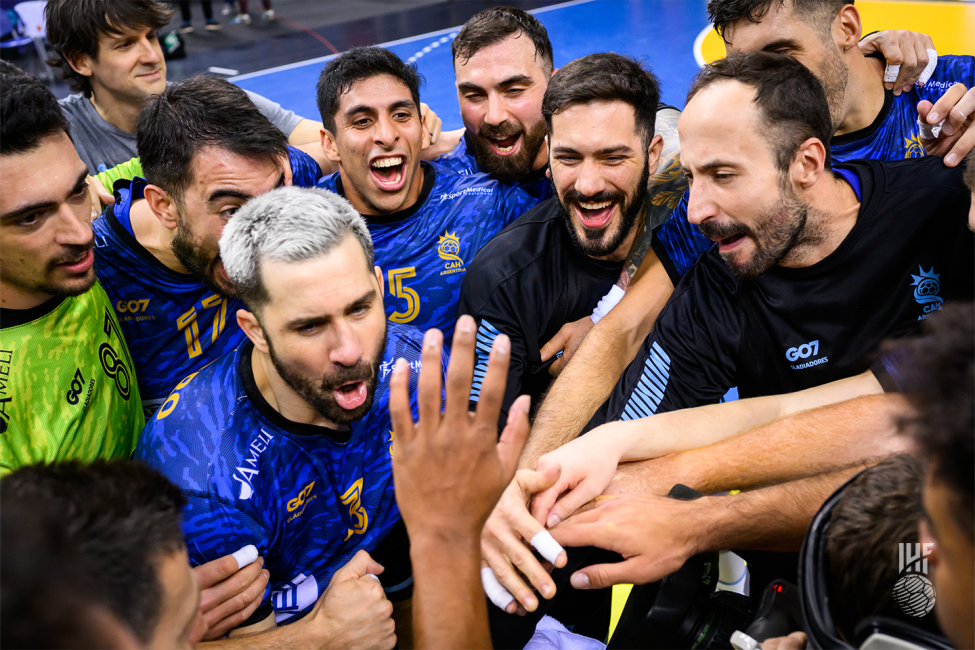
[{"xmin": 0, "ymin": 60, "xmax": 71, "ymax": 156}]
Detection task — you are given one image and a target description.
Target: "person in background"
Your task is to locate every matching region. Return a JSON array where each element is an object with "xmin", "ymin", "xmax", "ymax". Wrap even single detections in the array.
[
  {"xmin": 233, "ymin": 0, "xmax": 274, "ymax": 24},
  {"xmin": 176, "ymin": 1, "xmax": 221, "ymax": 33}
]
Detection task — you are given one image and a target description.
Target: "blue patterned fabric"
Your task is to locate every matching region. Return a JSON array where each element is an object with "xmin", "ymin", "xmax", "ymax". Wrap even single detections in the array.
[{"xmin": 436, "ymin": 135, "xmax": 554, "ymax": 200}]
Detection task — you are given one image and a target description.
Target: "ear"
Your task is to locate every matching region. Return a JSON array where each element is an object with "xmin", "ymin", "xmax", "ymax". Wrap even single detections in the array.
[
  {"xmin": 375, "ymin": 265, "xmax": 385, "ymax": 296},
  {"xmin": 237, "ymin": 309, "xmax": 270, "ymax": 353},
  {"xmin": 646, "ymin": 133, "xmax": 664, "ymax": 177},
  {"xmin": 833, "ymin": 4, "xmax": 862, "ymax": 52},
  {"xmin": 321, "ymin": 129, "xmax": 341, "ymax": 164},
  {"xmin": 67, "ymin": 52, "xmax": 95, "ymax": 78},
  {"xmin": 420, "ymin": 112, "xmax": 432, "ymax": 150},
  {"xmin": 143, "ymin": 184, "xmax": 180, "ymax": 231},
  {"xmin": 792, "ymin": 137, "xmax": 828, "ymax": 190}
]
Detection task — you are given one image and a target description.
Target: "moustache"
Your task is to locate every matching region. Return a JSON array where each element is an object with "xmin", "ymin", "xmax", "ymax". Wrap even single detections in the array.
[
  {"xmin": 698, "ymin": 219, "xmax": 752, "ymax": 241},
  {"xmin": 477, "ymin": 121, "xmax": 523, "ymax": 140},
  {"xmin": 562, "ymin": 188, "xmax": 626, "ymax": 207},
  {"xmin": 50, "ymin": 240, "xmax": 94, "ymax": 267},
  {"xmin": 320, "ymin": 362, "xmax": 374, "ymax": 392}
]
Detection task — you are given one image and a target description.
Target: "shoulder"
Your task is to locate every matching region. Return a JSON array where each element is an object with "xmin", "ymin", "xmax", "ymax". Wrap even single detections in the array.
[
  {"xmin": 57, "ymin": 93, "xmax": 86, "ymax": 115},
  {"xmin": 467, "ymin": 199, "xmax": 562, "ymax": 270},
  {"xmin": 315, "ymin": 171, "xmax": 339, "ymax": 192},
  {"xmin": 856, "ymin": 157, "xmax": 965, "ymax": 194}
]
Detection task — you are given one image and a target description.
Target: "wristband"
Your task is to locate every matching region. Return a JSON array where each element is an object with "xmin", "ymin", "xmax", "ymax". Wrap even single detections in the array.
[{"xmin": 590, "ymin": 284, "xmax": 626, "ymax": 324}]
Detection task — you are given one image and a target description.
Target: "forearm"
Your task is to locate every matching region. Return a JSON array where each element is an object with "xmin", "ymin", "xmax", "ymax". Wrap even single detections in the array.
[
  {"xmin": 410, "ymin": 534, "xmax": 489, "ymax": 649},
  {"xmin": 611, "ymin": 393, "xmax": 911, "ymax": 496},
  {"xmin": 695, "ymin": 467, "xmax": 865, "ymax": 553},
  {"xmin": 524, "ymin": 260, "xmax": 672, "ymax": 467},
  {"xmin": 198, "ymin": 619, "xmax": 308, "ymax": 650}
]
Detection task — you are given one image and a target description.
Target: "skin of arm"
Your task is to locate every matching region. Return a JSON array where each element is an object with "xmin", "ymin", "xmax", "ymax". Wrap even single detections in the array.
[
  {"xmin": 530, "ymin": 371, "xmax": 888, "ymax": 524},
  {"xmin": 549, "ymin": 467, "xmax": 866, "ymax": 591}
]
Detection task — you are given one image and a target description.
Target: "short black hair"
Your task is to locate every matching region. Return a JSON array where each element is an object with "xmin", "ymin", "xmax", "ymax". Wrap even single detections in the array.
[
  {"xmin": 137, "ymin": 75, "xmax": 289, "ymax": 202},
  {"xmin": 542, "ymin": 53, "xmax": 660, "ymax": 149},
  {"xmin": 44, "ymin": 0, "xmax": 174, "ymax": 97},
  {"xmin": 964, "ymin": 150, "xmax": 975, "ymax": 196},
  {"xmin": 896, "ymin": 303, "xmax": 975, "ymax": 541},
  {"xmin": 707, "ymin": 0, "xmax": 850, "ymax": 40},
  {"xmin": 316, "ymin": 47, "xmax": 423, "ymax": 135},
  {"xmin": 686, "ymin": 51, "xmax": 834, "ymax": 172},
  {"xmin": 0, "ymin": 61, "xmax": 71, "ymax": 156},
  {"xmin": 1, "ymin": 460, "xmax": 189, "ymax": 644},
  {"xmin": 452, "ymin": 6, "xmax": 554, "ymax": 75}
]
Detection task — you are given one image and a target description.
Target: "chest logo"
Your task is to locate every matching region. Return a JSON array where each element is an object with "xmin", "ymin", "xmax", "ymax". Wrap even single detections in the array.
[
  {"xmin": 787, "ymin": 339, "xmax": 829, "ymax": 370},
  {"xmin": 911, "ymin": 267, "xmax": 943, "ymax": 318},
  {"xmin": 903, "ymin": 133, "xmax": 926, "ymax": 159},
  {"xmin": 287, "ymin": 481, "xmax": 317, "ymax": 522},
  {"xmin": 438, "ymin": 231, "xmax": 466, "ymax": 276}
]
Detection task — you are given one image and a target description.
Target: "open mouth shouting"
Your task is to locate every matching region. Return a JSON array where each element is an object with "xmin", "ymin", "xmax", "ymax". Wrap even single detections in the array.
[
  {"xmin": 370, "ymin": 155, "xmax": 407, "ymax": 191},
  {"xmin": 485, "ymin": 132, "xmax": 521, "ymax": 156},
  {"xmin": 334, "ymin": 379, "xmax": 368, "ymax": 410},
  {"xmin": 699, "ymin": 220, "xmax": 752, "ymax": 253},
  {"xmin": 575, "ymin": 199, "xmax": 618, "ymax": 229}
]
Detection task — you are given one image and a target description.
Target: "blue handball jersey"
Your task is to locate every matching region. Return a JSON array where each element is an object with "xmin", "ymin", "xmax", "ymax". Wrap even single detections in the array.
[
  {"xmin": 831, "ymin": 55, "xmax": 975, "ymax": 162},
  {"xmin": 93, "ymin": 178, "xmax": 246, "ymax": 418},
  {"xmin": 136, "ymin": 323, "xmax": 447, "ymax": 625},
  {"xmin": 436, "ymin": 133, "xmax": 554, "ymax": 201},
  {"xmin": 317, "ymin": 162, "xmax": 539, "ymax": 342}
]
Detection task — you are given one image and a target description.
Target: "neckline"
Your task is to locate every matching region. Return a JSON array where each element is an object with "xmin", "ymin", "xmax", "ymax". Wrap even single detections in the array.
[
  {"xmin": 0, "ymin": 295, "xmax": 68, "ymax": 329},
  {"xmin": 333, "ymin": 162, "xmax": 436, "ymax": 225}
]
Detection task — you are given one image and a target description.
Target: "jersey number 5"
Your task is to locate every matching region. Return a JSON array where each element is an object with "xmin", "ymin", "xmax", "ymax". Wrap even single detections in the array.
[{"xmin": 387, "ymin": 267, "xmax": 419, "ymax": 323}]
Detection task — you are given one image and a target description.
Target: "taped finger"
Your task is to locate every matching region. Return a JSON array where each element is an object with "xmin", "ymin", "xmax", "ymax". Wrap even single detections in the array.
[
  {"xmin": 883, "ymin": 64, "xmax": 900, "ymax": 84},
  {"xmin": 231, "ymin": 544, "xmax": 259, "ymax": 570},
  {"xmin": 918, "ymin": 49, "xmax": 938, "ymax": 85},
  {"xmin": 481, "ymin": 567, "xmax": 515, "ymax": 611},
  {"xmin": 530, "ymin": 530, "xmax": 566, "ymax": 565}
]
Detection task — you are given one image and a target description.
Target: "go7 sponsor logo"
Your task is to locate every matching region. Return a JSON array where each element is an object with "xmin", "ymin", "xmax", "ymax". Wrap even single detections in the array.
[{"xmin": 785, "ymin": 340, "xmax": 819, "ymax": 362}]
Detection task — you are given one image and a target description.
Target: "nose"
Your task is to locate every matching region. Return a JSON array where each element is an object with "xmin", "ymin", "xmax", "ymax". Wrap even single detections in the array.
[
  {"xmin": 685, "ymin": 179, "xmax": 716, "ymax": 226},
  {"xmin": 572, "ymin": 159, "xmax": 608, "ymax": 198},
  {"xmin": 329, "ymin": 319, "xmax": 365, "ymax": 368},
  {"xmin": 373, "ymin": 114, "xmax": 397, "ymax": 149},
  {"xmin": 484, "ymin": 91, "xmax": 509, "ymax": 127},
  {"xmin": 139, "ymin": 35, "xmax": 161, "ymax": 64},
  {"xmin": 55, "ymin": 204, "xmax": 93, "ymax": 247}
]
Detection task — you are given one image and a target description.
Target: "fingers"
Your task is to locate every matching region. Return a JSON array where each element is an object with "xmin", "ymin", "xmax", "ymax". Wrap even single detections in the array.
[
  {"xmin": 762, "ymin": 632, "xmax": 808, "ymax": 650},
  {"xmin": 924, "ymin": 83, "xmax": 967, "ymax": 128},
  {"xmin": 388, "ymin": 358, "xmax": 416, "ymax": 447},
  {"xmin": 945, "ymin": 120, "xmax": 975, "ymax": 167},
  {"xmin": 896, "ymin": 41, "xmax": 927, "ymax": 93},
  {"xmin": 336, "ymin": 550, "xmax": 384, "ymax": 581},
  {"xmin": 198, "ymin": 556, "xmax": 265, "ymax": 612},
  {"xmin": 548, "ymin": 352, "xmax": 568, "ymax": 377},
  {"xmin": 472, "ymin": 331, "xmax": 512, "ymax": 430},
  {"xmin": 200, "ymin": 566, "xmax": 270, "ymax": 639},
  {"xmin": 480, "ymin": 566, "xmax": 515, "ymax": 612},
  {"xmin": 539, "ymin": 325, "xmax": 571, "ymax": 362},
  {"xmin": 945, "ymin": 86, "xmax": 975, "ymax": 134},
  {"xmin": 444, "ymin": 316, "xmax": 476, "ymax": 426},
  {"xmin": 429, "ymin": 112, "xmax": 442, "ymax": 144},
  {"xmin": 569, "ymin": 557, "xmax": 644, "ymax": 590},
  {"xmin": 417, "ymin": 329, "xmax": 445, "ymax": 430},
  {"xmin": 482, "ymin": 540, "xmax": 547, "ymax": 610},
  {"xmin": 194, "ymin": 554, "xmax": 242, "ymax": 591},
  {"xmin": 546, "ymin": 479, "xmax": 605, "ymax": 530},
  {"xmin": 497, "ymin": 395, "xmax": 531, "ymax": 484}
]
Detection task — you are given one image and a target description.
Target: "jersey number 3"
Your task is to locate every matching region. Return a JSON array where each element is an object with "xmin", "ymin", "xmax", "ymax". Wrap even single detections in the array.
[
  {"xmin": 387, "ymin": 267, "xmax": 419, "ymax": 323},
  {"xmin": 341, "ymin": 478, "xmax": 369, "ymax": 540}
]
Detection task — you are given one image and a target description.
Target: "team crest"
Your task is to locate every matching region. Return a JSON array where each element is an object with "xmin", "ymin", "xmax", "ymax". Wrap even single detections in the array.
[
  {"xmin": 438, "ymin": 231, "xmax": 466, "ymax": 276},
  {"xmin": 911, "ymin": 267, "xmax": 943, "ymax": 318},
  {"xmin": 904, "ymin": 133, "xmax": 926, "ymax": 159}
]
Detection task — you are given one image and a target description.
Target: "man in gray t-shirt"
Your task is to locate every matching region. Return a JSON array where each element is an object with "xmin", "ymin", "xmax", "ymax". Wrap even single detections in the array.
[{"xmin": 45, "ymin": 0, "xmax": 324, "ymax": 175}]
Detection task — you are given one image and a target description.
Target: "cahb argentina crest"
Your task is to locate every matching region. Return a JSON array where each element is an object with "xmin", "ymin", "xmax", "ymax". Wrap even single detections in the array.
[
  {"xmin": 911, "ymin": 267, "xmax": 943, "ymax": 318},
  {"xmin": 438, "ymin": 231, "xmax": 466, "ymax": 275}
]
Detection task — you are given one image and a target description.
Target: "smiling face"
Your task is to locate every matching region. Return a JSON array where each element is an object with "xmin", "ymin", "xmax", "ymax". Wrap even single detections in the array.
[
  {"xmin": 324, "ymin": 74, "xmax": 425, "ymax": 216},
  {"xmin": 168, "ymin": 147, "xmax": 284, "ymax": 296},
  {"xmin": 254, "ymin": 235, "xmax": 388, "ymax": 425},
  {"xmin": 680, "ymin": 80, "xmax": 813, "ymax": 277},
  {"xmin": 73, "ymin": 23, "xmax": 167, "ymax": 105},
  {"xmin": 549, "ymin": 101, "xmax": 659, "ymax": 261},
  {"xmin": 0, "ymin": 132, "xmax": 96, "ymax": 308},
  {"xmin": 455, "ymin": 34, "xmax": 550, "ymax": 182},
  {"xmin": 722, "ymin": 1, "xmax": 849, "ymax": 130}
]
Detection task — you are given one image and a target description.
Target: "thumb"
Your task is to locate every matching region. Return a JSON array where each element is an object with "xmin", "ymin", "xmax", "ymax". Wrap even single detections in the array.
[
  {"xmin": 569, "ymin": 558, "xmax": 642, "ymax": 591},
  {"xmin": 540, "ymin": 326, "xmax": 570, "ymax": 362},
  {"xmin": 917, "ymin": 99, "xmax": 934, "ymax": 122},
  {"xmin": 544, "ymin": 478, "xmax": 603, "ymax": 529},
  {"xmin": 335, "ymin": 550, "xmax": 385, "ymax": 582},
  {"xmin": 519, "ymin": 464, "xmax": 562, "ymax": 496}
]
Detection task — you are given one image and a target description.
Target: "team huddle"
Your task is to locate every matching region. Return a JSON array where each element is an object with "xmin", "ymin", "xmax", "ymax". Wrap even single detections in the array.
[{"xmin": 2, "ymin": 0, "xmax": 975, "ymax": 648}]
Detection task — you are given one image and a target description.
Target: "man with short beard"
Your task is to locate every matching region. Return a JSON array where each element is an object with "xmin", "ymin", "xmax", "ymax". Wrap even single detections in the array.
[
  {"xmin": 93, "ymin": 75, "xmax": 318, "ymax": 418},
  {"xmin": 0, "ymin": 61, "xmax": 142, "ymax": 472},
  {"xmin": 458, "ymin": 53, "xmax": 711, "ymax": 430},
  {"xmin": 138, "ymin": 186, "xmax": 443, "ymax": 647}
]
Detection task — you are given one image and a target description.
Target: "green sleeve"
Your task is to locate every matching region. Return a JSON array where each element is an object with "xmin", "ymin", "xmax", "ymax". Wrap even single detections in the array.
[{"xmin": 94, "ymin": 157, "xmax": 145, "ymax": 195}]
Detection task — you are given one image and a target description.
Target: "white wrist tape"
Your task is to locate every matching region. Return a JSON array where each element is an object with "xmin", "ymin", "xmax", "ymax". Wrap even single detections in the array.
[
  {"xmin": 883, "ymin": 64, "xmax": 901, "ymax": 84},
  {"xmin": 231, "ymin": 545, "xmax": 259, "ymax": 571},
  {"xmin": 919, "ymin": 49, "xmax": 938, "ymax": 85},
  {"xmin": 481, "ymin": 567, "xmax": 515, "ymax": 611},
  {"xmin": 590, "ymin": 284, "xmax": 626, "ymax": 325},
  {"xmin": 530, "ymin": 530, "xmax": 565, "ymax": 565}
]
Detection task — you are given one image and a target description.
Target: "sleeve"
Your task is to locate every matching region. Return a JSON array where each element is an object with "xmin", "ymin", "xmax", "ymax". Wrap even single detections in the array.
[
  {"xmin": 94, "ymin": 157, "xmax": 144, "ymax": 190},
  {"xmin": 499, "ymin": 183, "xmax": 541, "ymax": 228},
  {"xmin": 287, "ymin": 146, "xmax": 323, "ymax": 187},
  {"xmin": 650, "ymin": 191, "xmax": 714, "ymax": 286},
  {"xmin": 458, "ymin": 266, "xmax": 530, "ymax": 431},
  {"xmin": 593, "ymin": 261, "xmax": 740, "ymax": 427},
  {"xmin": 245, "ymin": 90, "xmax": 303, "ymax": 137},
  {"xmin": 182, "ymin": 493, "xmax": 274, "ymax": 611}
]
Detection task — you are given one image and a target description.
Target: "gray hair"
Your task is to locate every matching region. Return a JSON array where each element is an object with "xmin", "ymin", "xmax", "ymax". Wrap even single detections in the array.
[{"xmin": 219, "ymin": 186, "xmax": 374, "ymax": 311}]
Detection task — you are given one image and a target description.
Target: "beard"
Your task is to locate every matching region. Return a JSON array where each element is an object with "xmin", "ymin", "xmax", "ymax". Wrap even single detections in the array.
[
  {"xmin": 557, "ymin": 153, "xmax": 650, "ymax": 259},
  {"xmin": 37, "ymin": 241, "xmax": 97, "ymax": 298},
  {"xmin": 266, "ymin": 324, "xmax": 388, "ymax": 425},
  {"xmin": 468, "ymin": 118, "xmax": 548, "ymax": 184},
  {"xmin": 171, "ymin": 219, "xmax": 234, "ymax": 297},
  {"xmin": 818, "ymin": 41, "xmax": 850, "ymax": 131},
  {"xmin": 698, "ymin": 178, "xmax": 810, "ymax": 278}
]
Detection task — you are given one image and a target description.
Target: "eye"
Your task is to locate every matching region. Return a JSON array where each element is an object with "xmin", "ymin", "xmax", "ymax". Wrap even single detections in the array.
[
  {"xmin": 220, "ymin": 206, "xmax": 240, "ymax": 219},
  {"xmin": 605, "ymin": 156, "xmax": 626, "ymax": 163},
  {"xmin": 352, "ymin": 117, "xmax": 371, "ymax": 128},
  {"xmin": 351, "ymin": 304, "xmax": 370, "ymax": 317},
  {"xmin": 714, "ymin": 172, "xmax": 734, "ymax": 182},
  {"xmin": 69, "ymin": 183, "xmax": 90, "ymax": 202},
  {"xmin": 555, "ymin": 155, "xmax": 580, "ymax": 165},
  {"xmin": 16, "ymin": 213, "xmax": 40, "ymax": 227},
  {"xmin": 463, "ymin": 92, "xmax": 484, "ymax": 102},
  {"xmin": 393, "ymin": 111, "xmax": 411, "ymax": 120},
  {"xmin": 506, "ymin": 88, "xmax": 525, "ymax": 97}
]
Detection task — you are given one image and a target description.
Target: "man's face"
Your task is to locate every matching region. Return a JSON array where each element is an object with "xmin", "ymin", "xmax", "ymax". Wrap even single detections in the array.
[
  {"xmin": 549, "ymin": 101, "xmax": 656, "ymax": 261},
  {"xmin": 920, "ymin": 472, "xmax": 975, "ymax": 650},
  {"xmin": 326, "ymin": 75, "xmax": 425, "ymax": 216},
  {"xmin": 169, "ymin": 147, "xmax": 284, "ymax": 297},
  {"xmin": 76, "ymin": 24, "xmax": 167, "ymax": 103},
  {"xmin": 455, "ymin": 34, "xmax": 550, "ymax": 182},
  {"xmin": 0, "ymin": 133, "xmax": 96, "ymax": 304},
  {"xmin": 258, "ymin": 236, "xmax": 388, "ymax": 426},
  {"xmin": 681, "ymin": 81, "xmax": 812, "ymax": 278},
  {"xmin": 722, "ymin": 1, "xmax": 849, "ymax": 130},
  {"xmin": 147, "ymin": 549, "xmax": 206, "ymax": 650}
]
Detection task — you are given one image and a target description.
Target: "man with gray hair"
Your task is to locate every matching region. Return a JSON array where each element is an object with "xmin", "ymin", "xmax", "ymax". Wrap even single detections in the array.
[{"xmin": 137, "ymin": 186, "xmax": 446, "ymax": 647}]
